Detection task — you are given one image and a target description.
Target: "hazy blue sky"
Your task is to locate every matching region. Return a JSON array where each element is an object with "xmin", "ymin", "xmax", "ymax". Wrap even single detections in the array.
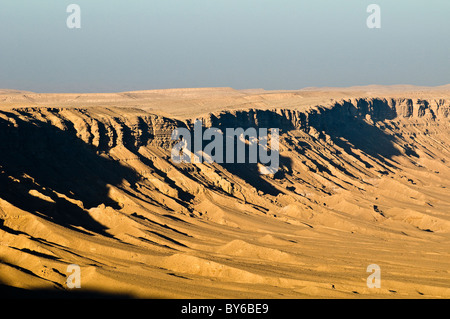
[{"xmin": 0, "ymin": 0, "xmax": 449, "ymax": 92}]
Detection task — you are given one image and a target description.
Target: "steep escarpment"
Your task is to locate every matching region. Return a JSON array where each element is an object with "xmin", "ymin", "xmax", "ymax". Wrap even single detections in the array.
[
  {"xmin": 202, "ymin": 97, "xmax": 449, "ymax": 130},
  {"xmin": 0, "ymin": 98, "xmax": 449, "ymax": 298}
]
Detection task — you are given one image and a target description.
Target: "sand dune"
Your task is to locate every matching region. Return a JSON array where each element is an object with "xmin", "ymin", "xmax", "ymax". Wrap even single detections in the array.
[{"xmin": 0, "ymin": 87, "xmax": 450, "ymax": 298}]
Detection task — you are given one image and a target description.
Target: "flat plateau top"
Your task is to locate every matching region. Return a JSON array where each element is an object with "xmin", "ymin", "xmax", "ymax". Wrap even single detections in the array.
[{"xmin": 1, "ymin": 85, "xmax": 450, "ymax": 119}]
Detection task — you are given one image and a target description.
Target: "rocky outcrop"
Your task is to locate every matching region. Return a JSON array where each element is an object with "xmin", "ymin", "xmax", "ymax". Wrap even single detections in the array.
[
  {"xmin": 201, "ymin": 98, "xmax": 449, "ymax": 134},
  {"xmin": 1, "ymin": 98, "xmax": 447, "ymax": 155}
]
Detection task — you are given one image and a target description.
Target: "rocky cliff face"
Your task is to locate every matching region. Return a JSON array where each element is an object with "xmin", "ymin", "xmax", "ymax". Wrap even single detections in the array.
[
  {"xmin": 202, "ymin": 98, "xmax": 449, "ymax": 132},
  {"xmin": 2, "ymin": 97, "xmax": 447, "ymax": 154},
  {"xmin": 0, "ymin": 98, "xmax": 449, "ymax": 298},
  {"xmin": 0, "ymin": 107, "xmax": 183, "ymax": 150}
]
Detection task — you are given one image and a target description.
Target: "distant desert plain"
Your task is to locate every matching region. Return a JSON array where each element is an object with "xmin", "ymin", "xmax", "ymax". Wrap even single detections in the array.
[{"xmin": 0, "ymin": 85, "xmax": 450, "ymax": 298}]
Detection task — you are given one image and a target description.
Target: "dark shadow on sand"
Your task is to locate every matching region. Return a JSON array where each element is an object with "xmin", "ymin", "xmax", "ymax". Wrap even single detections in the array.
[
  {"xmin": 0, "ymin": 110, "xmax": 143, "ymax": 237},
  {"xmin": 307, "ymin": 100, "xmax": 403, "ymax": 166},
  {"xmin": 0, "ymin": 284, "xmax": 133, "ymax": 299}
]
